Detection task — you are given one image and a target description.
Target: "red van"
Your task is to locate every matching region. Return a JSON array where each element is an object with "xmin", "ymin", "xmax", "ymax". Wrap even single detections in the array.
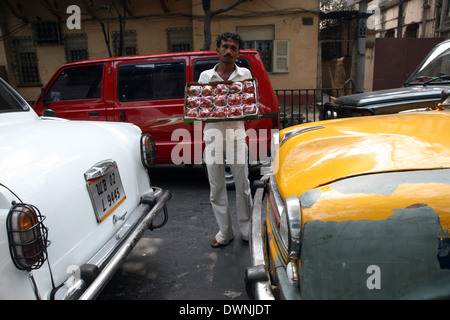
[{"xmin": 33, "ymin": 50, "xmax": 279, "ymax": 166}]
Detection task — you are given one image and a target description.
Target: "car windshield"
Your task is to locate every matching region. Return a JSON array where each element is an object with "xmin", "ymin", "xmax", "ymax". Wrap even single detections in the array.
[
  {"xmin": 0, "ymin": 79, "xmax": 29, "ymax": 112},
  {"xmin": 405, "ymin": 41, "xmax": 450, "ymax": 85}
]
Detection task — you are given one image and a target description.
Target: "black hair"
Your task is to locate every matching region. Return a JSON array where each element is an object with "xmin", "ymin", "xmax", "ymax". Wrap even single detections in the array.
[{"xmin": 215, "ymin": 32, "xmax": 244, "ymax": 49}]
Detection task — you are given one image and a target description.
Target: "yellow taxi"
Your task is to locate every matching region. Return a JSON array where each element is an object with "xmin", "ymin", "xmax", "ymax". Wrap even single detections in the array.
[{"xmin": 246, "ymin": 103, "xmax": 450, "ymax": 300}]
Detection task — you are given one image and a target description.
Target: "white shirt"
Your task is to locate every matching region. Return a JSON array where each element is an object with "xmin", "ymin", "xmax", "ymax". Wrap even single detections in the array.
[
  {"xmin": 198, "ymin": 63, "xmax": 252, "ymax": 84},
  {"xmin": 198, "ymin": 63, "xmax": 252, "ymax": 139}
]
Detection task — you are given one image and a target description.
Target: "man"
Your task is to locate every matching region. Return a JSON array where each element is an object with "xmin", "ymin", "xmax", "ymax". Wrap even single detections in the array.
[{"xmin": 198, "ymin": 32, "xmax": 253, "ymax": 248}]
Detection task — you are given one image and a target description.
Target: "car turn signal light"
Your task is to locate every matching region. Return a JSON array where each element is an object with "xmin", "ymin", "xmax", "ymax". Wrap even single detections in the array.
[
  {"xmin": 7, "ymin": 203, "xmax": 49, "ymax": 271},
  {"xmin": 140, "ymin": 134, "xmax": 157, "ymax": 169}
]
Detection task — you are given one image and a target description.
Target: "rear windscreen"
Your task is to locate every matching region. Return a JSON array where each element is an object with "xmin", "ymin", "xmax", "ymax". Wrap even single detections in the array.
[{"xmin": 193, "ymin": 57, "xmax": 252, "ymax": 81}]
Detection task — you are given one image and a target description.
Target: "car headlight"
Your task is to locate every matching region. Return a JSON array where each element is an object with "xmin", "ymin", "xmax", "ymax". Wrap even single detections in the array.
[
  {"xmin": 140, "ymin": 134, "xmax": 157, "ymax": 168},
  {"xmin": 280, "ymin": 195, "xmax": 302, "ymax": 255},
  {"xmin": 270, "ymin": 129, "xmax": 279, "ymax": 160},
  {"xmin": 268, "ymin": 178, "xmax": 302, "ymax": 286},
  {"xmin": 7, "ymin": 203, "xmax": 49, "ymax": 271},
  {"xmin": 281, "ymin": 196, "xmax": 301, "ymax": 286}
]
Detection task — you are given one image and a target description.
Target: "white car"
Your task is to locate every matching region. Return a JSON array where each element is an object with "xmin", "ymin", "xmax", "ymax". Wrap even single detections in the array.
[{"xmin": 0, "ymin": 77, "xmax": 171, "ymax": 300}]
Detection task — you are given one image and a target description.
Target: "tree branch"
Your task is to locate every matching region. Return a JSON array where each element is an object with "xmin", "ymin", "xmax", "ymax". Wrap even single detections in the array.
[
  {"xmin": 200, "ymin": 0, "xmax": 250, "ymax": 50},
  {"xmin": 210, "ymin": 0, "xmax": 250, "ymax": 17}
]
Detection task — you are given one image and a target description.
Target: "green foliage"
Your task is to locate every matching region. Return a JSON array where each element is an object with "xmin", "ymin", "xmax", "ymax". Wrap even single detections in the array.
[{"xmin": 320, "ymin": 0, "xmax": 349, "ymax": 12}]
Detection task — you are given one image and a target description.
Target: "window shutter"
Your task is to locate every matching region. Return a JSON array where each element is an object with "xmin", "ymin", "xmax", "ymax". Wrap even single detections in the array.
[{"xmin": 273, "ymin": 40, "xmax": 290, "ymax": 73}]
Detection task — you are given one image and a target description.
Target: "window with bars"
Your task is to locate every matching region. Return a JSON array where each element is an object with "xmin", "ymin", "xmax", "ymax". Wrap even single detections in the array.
[
  {"xmin": 384, "ymin": 29, "xmax": 395, "ymax": 38},
  {"xmin": 113, "ymin": 30, "xmax": 137, "ymax": 57},
  {"xmin": 236, "ymin": 25, "xmax": 289, "ymax": 73},
  {"xmin": 242, "ymin": 40, "xmax": 273, "ymax": 72},
  {"xmin": 64, "ymin": 34, "xmax": 89, "ymax": 63},
  {"xmin": 167, "ymin": 28, "xmax": 192, "ymax": 53},
  {"xmin": 33, "ymin": 21, "xmax": 62, "ymax": 45},
  {"xmin": 12, "ymin": 37, "xmax": 40, "ymax": 85},
  {"xmin": 404, "ymin": 24, "xmax": 419, "ymax": 38}
]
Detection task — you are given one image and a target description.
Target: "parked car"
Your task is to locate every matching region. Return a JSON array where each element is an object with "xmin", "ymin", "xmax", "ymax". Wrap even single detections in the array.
[
  {"xmin": 246, "ymin": 100, "xmax": 450, "ymax": 299},
  {"xmin": 33, "ymin": 50, "xmax": 279, "ymax": 168},
  {"xmin": 0, "ymin": 76, "xmax": 171, "ymax": 300},
  {"xmin": 322, "ymin": 39, "xmax": 450, "ymax": 119}
]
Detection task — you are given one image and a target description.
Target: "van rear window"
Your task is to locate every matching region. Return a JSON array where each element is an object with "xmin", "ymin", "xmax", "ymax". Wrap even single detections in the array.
[
  {"xmin": 193, "ymin": 57, "xmax": 252, "ymax": 81},
  {"xmin": 118, "ymin": 61, "xmax": 185, "ymax": 101}
]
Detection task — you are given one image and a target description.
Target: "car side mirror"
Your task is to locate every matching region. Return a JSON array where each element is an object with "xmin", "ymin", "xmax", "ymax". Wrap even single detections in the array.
[{"xmin": 42, "ymin": 109, "xmax": 56, "ymax": 117}]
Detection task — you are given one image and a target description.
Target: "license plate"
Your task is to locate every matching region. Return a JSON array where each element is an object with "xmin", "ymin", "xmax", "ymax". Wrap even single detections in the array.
[{"xmin": 86, "ymin": 166, "xmax": 126, "ymax": 223}]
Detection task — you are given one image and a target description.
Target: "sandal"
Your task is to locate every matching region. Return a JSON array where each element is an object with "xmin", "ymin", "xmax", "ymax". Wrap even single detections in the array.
[{"xmin": 210, "ymin": 237, "xmax": 233, "ymax": 248}]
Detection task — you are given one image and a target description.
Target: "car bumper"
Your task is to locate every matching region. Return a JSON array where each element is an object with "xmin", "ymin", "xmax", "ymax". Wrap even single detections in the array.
[
  {"xmin": 52, "ymin": 186, "xmax": 171, "ymax": 300},
  {"xmin": 245, "ymin": 177, "xmax": 274, "ymax": 300}
]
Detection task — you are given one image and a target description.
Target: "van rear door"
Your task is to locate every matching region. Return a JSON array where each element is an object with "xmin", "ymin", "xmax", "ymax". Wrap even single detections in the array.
[{"xmin": 36, "ymin": 63, "xmax": 107, "ymax": 121}]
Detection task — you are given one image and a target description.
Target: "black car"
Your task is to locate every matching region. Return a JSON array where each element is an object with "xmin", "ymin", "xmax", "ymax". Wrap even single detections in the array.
[{"xmin": 323, "ymin": 39, "xmax": 450, "ymax": 119}]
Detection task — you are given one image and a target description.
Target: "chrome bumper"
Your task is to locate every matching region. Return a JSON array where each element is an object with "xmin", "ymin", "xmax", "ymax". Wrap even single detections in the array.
[
  {"xmin": 53, "ymin": 187, "xmax": 171, "ymax": 300},
  {"xmin": 245, "ymin": 177, "xmax": 275, "ymax": 300}
]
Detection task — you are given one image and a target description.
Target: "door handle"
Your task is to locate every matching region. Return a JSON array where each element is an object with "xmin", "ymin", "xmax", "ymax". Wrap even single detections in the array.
[
  {"xmin": 121, "ymin": 110, "xmax": 126, "ymax": 122},
  {"xmin": 89, "ymin": 111, "xmax": 100, "ymax": 116}
]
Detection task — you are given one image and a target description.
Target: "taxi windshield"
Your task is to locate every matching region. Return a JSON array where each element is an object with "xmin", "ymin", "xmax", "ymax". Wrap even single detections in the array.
[
  {"xmin": 0, "ymin": 79, "xmax": 29, "ymax": 112},
  {"xmin": 405, "ymin": 41, "xmax": 450, "ymax": 85}
]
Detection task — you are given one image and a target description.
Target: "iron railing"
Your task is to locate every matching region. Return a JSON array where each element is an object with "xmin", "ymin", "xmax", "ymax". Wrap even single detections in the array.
[{"xmin": 275, "ymin": 80, "xmax": 354, "ymax": 128}]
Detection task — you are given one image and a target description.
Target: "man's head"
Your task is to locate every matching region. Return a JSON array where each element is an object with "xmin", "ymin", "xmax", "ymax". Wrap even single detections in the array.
[
  {"xmin": 215, "ymin": 32, "xmax": 244, "ymax": 65},
  {"xmin": 215, "ymin": 32, "xmax": 244, "ymax": 50}
]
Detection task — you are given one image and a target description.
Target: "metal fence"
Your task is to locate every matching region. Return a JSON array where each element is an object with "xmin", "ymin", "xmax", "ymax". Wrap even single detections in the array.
[{"xmin": 275, "ymin": 80, "xmax": 354, "ymax": 129}]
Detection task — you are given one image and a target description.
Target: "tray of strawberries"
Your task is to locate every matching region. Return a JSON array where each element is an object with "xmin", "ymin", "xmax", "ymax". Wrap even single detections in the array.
[{"xmin": 183, "ymin": 79, "xmax": 259, "ymax": 122}]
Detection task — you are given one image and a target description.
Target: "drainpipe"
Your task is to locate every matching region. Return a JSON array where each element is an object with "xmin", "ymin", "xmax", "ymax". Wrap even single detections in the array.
[
  {"xmin": 397, "ymin": 0, "xmax": 404, "ymax": 38},
  {"xmin": 422, "ymin": 0, "xmax": 430, "ymax": 38},
  {"xmin": 356, "ymin": 0, "xmax": 367, "ymax": 93}
]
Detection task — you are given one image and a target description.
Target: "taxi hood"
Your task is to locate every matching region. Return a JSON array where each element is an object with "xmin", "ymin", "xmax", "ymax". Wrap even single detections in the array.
[{"xmin": 274, "ymin": 110, "xmax": 450, "ymax": 199}]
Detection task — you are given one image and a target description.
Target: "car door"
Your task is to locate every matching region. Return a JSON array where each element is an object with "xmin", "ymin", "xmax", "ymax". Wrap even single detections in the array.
[{"xmin": 41, "ymin": 63, "xmax": 107, "ymax": 121}]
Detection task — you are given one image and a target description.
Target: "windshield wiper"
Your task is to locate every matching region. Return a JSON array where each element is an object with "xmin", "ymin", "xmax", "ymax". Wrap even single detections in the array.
[
  {"xmin": 404, "ymin": 76, "xmax": 431, "ymax": 86},
  {"xmin": 421, "ymin": 74, "xmax": 450, "ymax": 85},
  {"xmin": 404, "ymin": 74, "xmax": 450, "ymax": 86}
]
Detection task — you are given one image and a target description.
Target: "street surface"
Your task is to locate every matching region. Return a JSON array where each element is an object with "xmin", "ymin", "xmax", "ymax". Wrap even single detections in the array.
[{"xmin": 98, "ymin": 163, "xmax": 262, "ymax": 300}]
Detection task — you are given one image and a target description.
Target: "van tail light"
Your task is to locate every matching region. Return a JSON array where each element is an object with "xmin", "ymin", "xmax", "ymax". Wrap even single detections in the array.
[
  {"xmin": 140, "ymin": 134, "xmax": 157, "ymax": 168},
  {"xmin": 7, "ymin": 203, "xmax": 49, "ymax": 271}
]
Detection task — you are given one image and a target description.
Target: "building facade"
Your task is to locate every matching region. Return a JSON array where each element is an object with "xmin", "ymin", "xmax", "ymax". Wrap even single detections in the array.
[
  {"xmin": 366, "ymin": 0, "xmax": 440, "ymax": 38},
  {"xmin": 363, "ymin": 0, "xmax": 447, "ymax": 90},
  {"xmin": 0, "ymin": 0, "xmax": 320, "ymax": 102}
]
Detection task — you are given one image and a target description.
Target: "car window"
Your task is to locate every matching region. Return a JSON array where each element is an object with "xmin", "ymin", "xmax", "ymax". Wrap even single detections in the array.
[
  {"xmin": 47, "ymin": 65, "xmax": 103, "ymax": 101},
  {"xmin": 0, "ymin": 79, "xmax": 28, "ymax": 112},
  {"xmin": 406, "ymin": 41, "xmax": 450, "ymax": 85},
  {"xmin": 118, "ymin": 61, "xmax": 185, "ymax": 101},
  {"xmin": 193, "ymin": 57, "xmax": 252, "ymax": 81}
]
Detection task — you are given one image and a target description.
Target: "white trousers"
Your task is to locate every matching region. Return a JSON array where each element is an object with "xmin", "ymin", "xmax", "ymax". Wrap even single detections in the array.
[{"xmin": 204, "ymin": 127, "xmax": 253, "ymax": 244}]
